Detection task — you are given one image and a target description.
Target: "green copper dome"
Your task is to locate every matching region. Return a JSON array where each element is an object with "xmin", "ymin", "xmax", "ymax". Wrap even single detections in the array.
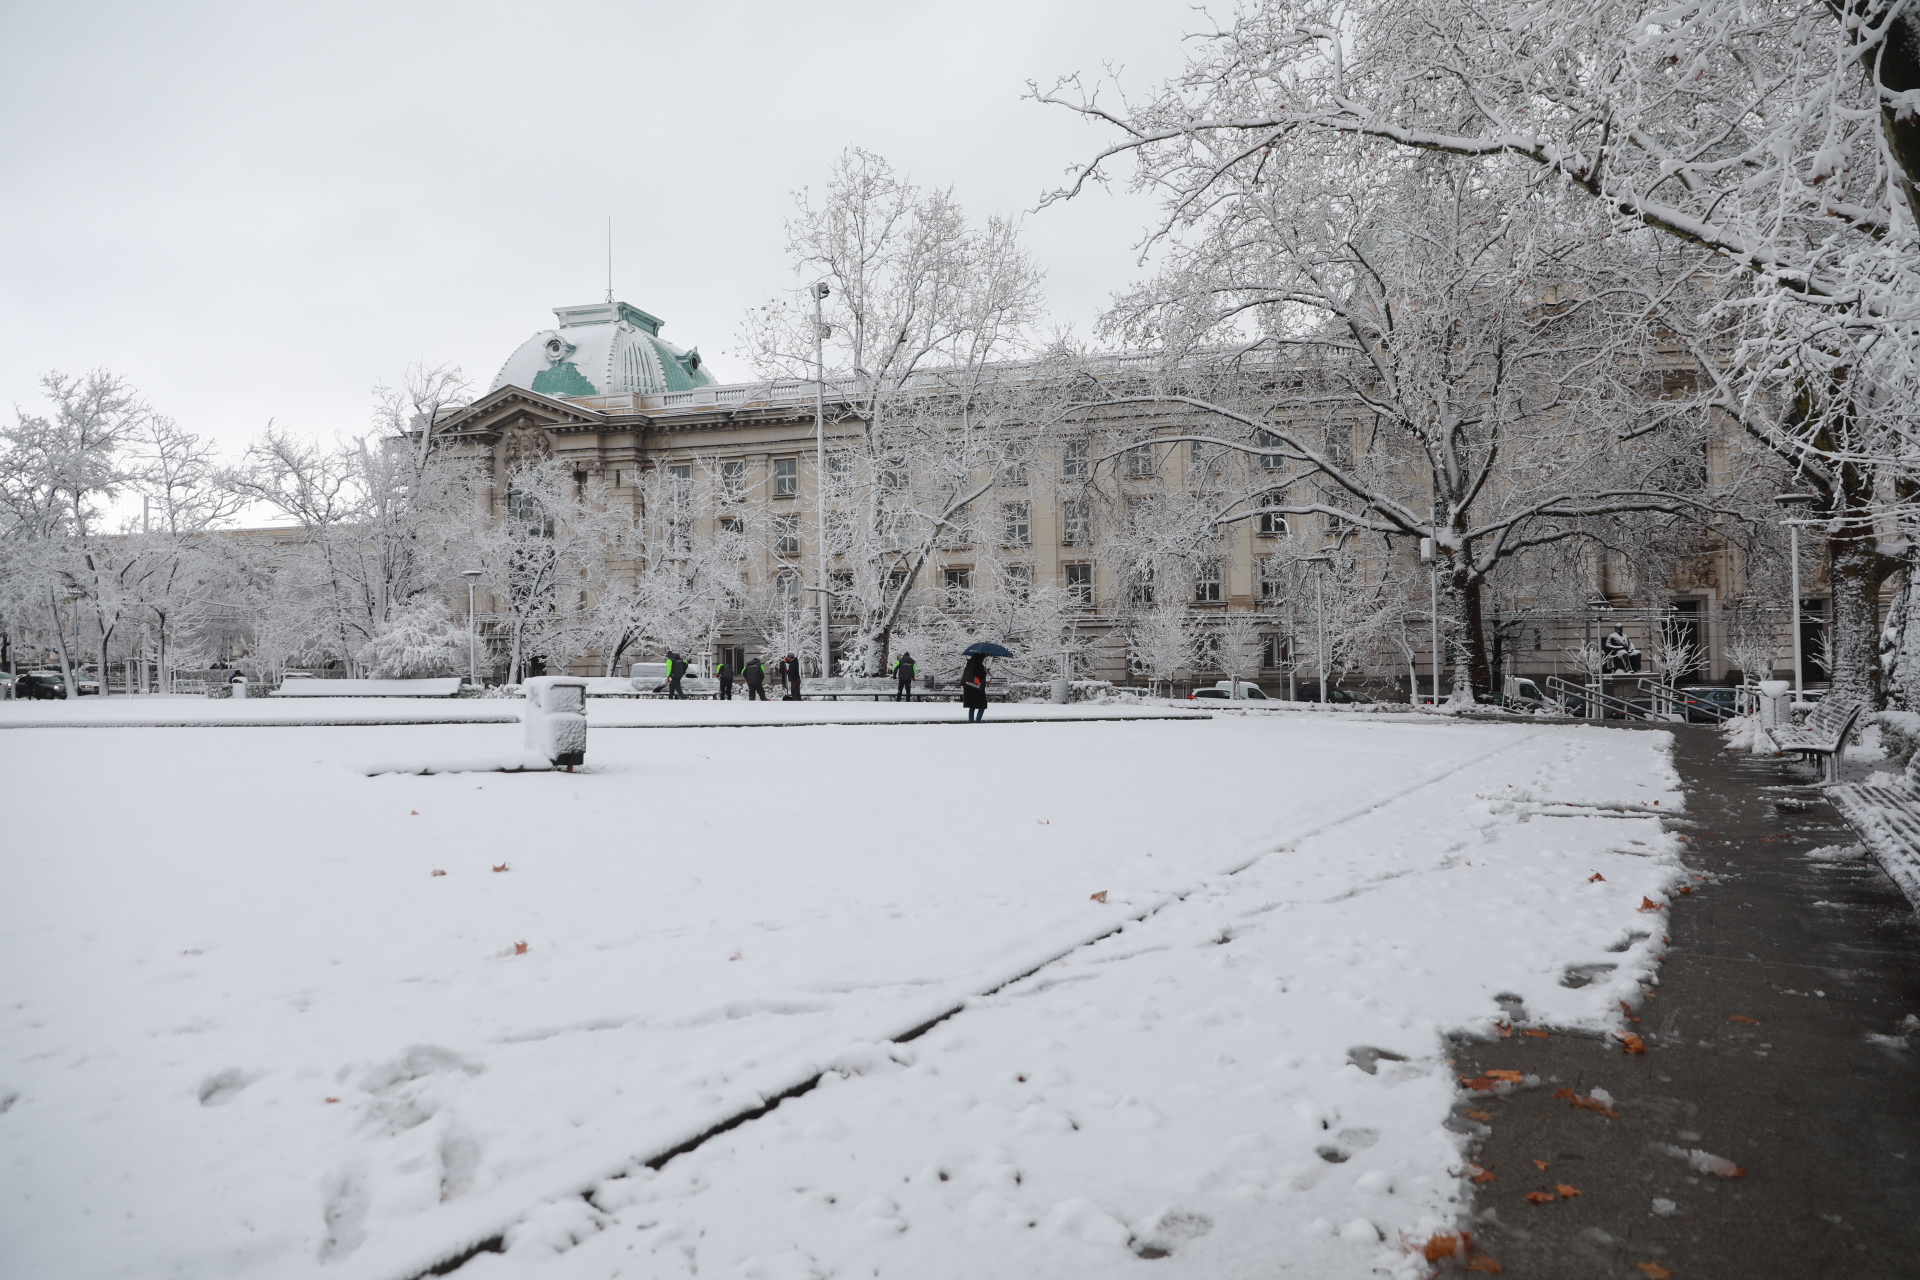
[{"xmin": 490, "ymin": 301, "xmax": 716, "ymax": 398}]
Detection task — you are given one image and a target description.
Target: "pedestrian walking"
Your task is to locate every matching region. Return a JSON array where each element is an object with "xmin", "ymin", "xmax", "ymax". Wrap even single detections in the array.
[
  {"xmin": 961, "ymin": 652, "xmax": 989, "ymax": 723},
  {"xmin": 779, "ymin": 653, "xmax": 803, "ymax": 701},
  {"xmin": 715, "ymin": 659, "xmax": 734, "ymax": 700},
  {"xmin": 743, "ymin": 656, "xmax": 767, "ymax": 701},
  {"xmin": 892, "ymin": 651, "xmax": 917, "ymax": 702},
  {"xmin": 665, "ymin": 651, "xmax": 687, "ymax": 699}
]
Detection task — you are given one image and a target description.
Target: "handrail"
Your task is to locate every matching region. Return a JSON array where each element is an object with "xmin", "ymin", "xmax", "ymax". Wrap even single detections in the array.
[
  {"xmin": 1543, "ymin": 675, "xmax": 1671, "ymax": 722},
  {"xmin": 1636, "ymin": 679, "xmax": 1737, "ymax": 723}
]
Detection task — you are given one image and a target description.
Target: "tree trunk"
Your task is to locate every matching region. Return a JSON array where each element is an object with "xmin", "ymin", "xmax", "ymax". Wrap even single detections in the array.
[
  {"xmin": 1887, "ymin": 556, "xmax": 1920, "ymax": 712},
  {"xmin": 1826, "ymin": 529, "xmax": 1900, "ymax": 708}
]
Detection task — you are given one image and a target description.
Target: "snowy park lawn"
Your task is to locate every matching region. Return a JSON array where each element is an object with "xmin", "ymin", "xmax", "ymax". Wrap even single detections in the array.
[{"xmin": 0, "ymin": 715, "xmax": 1682, "ymax": 1280}]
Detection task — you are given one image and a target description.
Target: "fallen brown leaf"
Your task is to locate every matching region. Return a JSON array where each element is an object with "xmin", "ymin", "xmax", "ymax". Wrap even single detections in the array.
[
  {"xmin": 1525, "ymin": 1190, "xmax": 1556, "ymax": 1204},
  {"xmin": 512, "ymin": 941, "xmax": 528, "ymax": 955},
  {"xmin": 1678, "ymin": 885, "xmax": 1692, "ymax": 895},
  {"xmin": 1727, "ymin": 1014, "xmax": 1759, "ymax": 1025},
  {"xmin": 1470, "ymin": 1165, "xmax": 1496, "ymax": 1185},
  {"xmin": 1588, "ymin": 872, "xmax": 1606, "ymax": 883},
  {"xmin": 1422, "ymin": 1233, "xmax": 1464, "ymax": 1261},
  {"xmin": 324, "ymin": 1097, "xmax": 340, "ymax": 1104},
  {"xmin": 1496, "ymin": 1021, "xmax": 1513, "ymax": 1039},
  {"xmin": 1521, "ymin": 1028, "xmax": 1549, "ymax": 1038},
  {"xmin": 1484, "ymin": 1069, "xmax": 1525, "ymax": 1083},
  {"xmin": 1461, "ymin": 1075, "xmax": 1503, "ymax": 1092},
  {"xmin": 1637, "ymin": 1264, "xmax": 1674, "ymax": 1279},
  {"xmin": 410, "ymin": 810, "xmax": 419, "ymax": 815},
  {"xmin": 1465, "ymin": 1256, "xmax": 1505, "ymax": 1274},
  {"xmin": 1638, "ymin": 897, "xmax": 1663, "ymax": 912},
  {"xmin": 1615, "ymin": 1031, "xmax": 1647, "ymax": 1054},
  {"xmin": 1556, "ymin": 1183, "xmax": 1581, "ymax": 1197},
  {"xmin": 492, "ymin": 863, "xmax": 510, "ymax": 873},
  {"xmin": 430, "ymin": 870, "xmax": 447, "ymax": 877},
  {"xmin": 1569, "ymin": 1094, "xmax": 1622, "ymax": 1117},
  {"xmin": 1620, "ymin": 1000, "xmax": 1643, "ymax": 1024},
  {"xmin": 1467, "ymin": 1109, "xmax": 1493, "ymax": 1122},
  {"xmin": 1532, "ymin": 1158, "xmax": 1549, "ymax": 1170},
  {"xmin": 1089, "ymin": 890, "xmax": 1108, "ymax": 903}
]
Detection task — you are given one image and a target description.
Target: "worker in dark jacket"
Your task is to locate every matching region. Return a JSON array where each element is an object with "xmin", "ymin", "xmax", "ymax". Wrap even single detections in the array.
[
  {"xmin": 743, "ymin": 657, "xmax": 766, "ymax": 700},
  {"xmin": 892, "ymin": 652, "xmax": 917, "ymax": 702},
  {"xmin": 715, "ymin": 660, "xmax": 734, "ymax": 700},
  {"xmin": 779, "ymin": 653, "xmax": 803, "ymax": 701},
  {"xmin": 961, "ymin": 653, "xmax": 989, "ymax": 723},
  {"xmin": 665, "ymin": 651, "xmax": 687, "ymax": 699}
]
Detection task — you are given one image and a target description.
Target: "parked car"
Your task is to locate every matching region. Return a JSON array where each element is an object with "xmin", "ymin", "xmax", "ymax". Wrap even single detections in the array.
[
  {"xmin": 1676, "ymin": 686, "xmax": 1739, "ymax": 723},
  {"xmin": 1189, "ymin": 680, "xmax": 1275, "ymax": 701},
  {"xmin": 14, "ymin": 671, "xmax": 67, "ymax": 699},
  {"xmin": 1501, "ymin": 676, "xmax": 1550, "ymax": 712},
  {"xmin": 1292, "ymin": 682, "xmax": 1374, "ymax": 704}
]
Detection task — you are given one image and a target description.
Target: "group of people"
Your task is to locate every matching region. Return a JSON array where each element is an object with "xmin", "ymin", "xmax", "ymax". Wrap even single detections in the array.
[{"xmin": 651, "ymin": 647, "xmax": 993, "ymax": 719}]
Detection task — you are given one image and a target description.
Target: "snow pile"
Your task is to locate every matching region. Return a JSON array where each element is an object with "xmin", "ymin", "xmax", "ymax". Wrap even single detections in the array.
[
  {"xmin": 1720, "ymin": 711, "xmax": 1771, "ymax": 753},
  {"xmin": 273, "ymin": 679, "xmax": 465, "ymax": 698},
  {"xmin": 0, "ymin": 717, "xmax": 1681, "ymax": 1279}
]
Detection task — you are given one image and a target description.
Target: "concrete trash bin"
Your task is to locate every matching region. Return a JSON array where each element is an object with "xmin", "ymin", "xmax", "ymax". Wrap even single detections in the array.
[
  {"xmin": 1757, "ymin": 679, "xmax": 1792, "ymax": 730},
  {"xmin": 523, "ymin": 676, "xmax": 588, "ymax": 767}
]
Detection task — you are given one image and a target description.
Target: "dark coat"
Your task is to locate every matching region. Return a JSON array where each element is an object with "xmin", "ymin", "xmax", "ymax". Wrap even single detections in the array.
[
  {"xmin": 961, "ymin": 656, "xmax": 988, "ymax": 709},
  {"xmin": 743, "ymin": 659, "xmax": 765, "ymax": 685}
]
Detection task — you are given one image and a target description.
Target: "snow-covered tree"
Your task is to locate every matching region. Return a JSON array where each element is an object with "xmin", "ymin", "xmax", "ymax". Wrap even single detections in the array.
[{"xmin": 355, "ymin": 597, "xmax": 467, "ymax": 678}]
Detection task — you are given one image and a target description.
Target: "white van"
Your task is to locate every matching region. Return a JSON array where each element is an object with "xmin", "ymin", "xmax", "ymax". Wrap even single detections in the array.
[{"xmin": 1189, "ymin": 680, "xmax": 1274, "ymax": 702}]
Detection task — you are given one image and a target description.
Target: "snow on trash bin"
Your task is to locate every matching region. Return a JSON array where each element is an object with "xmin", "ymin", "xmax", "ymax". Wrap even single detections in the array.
[{"xmin": 522, "ymin": 676, "xmax": 587, "ymax": 767}]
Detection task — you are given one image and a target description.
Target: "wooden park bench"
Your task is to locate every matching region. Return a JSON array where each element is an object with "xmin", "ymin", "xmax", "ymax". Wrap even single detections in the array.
[
  {"xmin": 1827, "ymin": 747, "xmax": 1920, "ymax": 911},
  {"xmin": 1766, "ymin": 696, "xmax": 1863, "ymax": 783}
]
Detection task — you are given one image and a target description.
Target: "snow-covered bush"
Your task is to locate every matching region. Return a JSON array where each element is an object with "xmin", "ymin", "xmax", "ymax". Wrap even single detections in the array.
[{"xmin": 355, "ymin": 598, "xmax": 466, "ymax": 678}]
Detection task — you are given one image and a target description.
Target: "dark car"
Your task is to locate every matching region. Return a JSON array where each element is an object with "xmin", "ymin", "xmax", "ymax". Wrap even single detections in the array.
[
  {"xmin": 14, "ymin": 672, "xmax": 66, "ymax": 700},
  {"xmin": 1675, "ymin": 686, "xmax": 1739, "ymax": 723},
  {"xmin": 1292, "ymin": 682, "xmax": 1374, "ymax": 704}
]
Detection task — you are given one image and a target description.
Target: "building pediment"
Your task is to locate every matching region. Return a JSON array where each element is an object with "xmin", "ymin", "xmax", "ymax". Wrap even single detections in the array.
[{"xmin": 438, "ymin": 384, "xmax": 609, "ymax": 443}]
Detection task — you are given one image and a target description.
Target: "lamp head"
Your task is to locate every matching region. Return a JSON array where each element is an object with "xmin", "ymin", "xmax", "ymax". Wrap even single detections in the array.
[
  {"xmin": 1774, "ymin": 493, "xmax": 1819, "ymax": 509},
  {"xmin": 462, "ymin": 569, "xmax": 484, "ymax": 579}
]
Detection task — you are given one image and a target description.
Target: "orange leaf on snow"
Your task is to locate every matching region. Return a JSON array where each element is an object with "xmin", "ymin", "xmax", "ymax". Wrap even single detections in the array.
[
  {"xmin": 1465, "ymin": 1255, "xmax": 1505, "ymax": 1274},
  {"xmin": 430, "ymin": 869, "xmax": 446, "ymax": 877},
  {"xmin": 1638, "ymin": 897, "xmax": 1664, "ymax": 912},
  {"xmin": 1525, "ymin": 1190, "xmax": 1557, "ymax": 1204},
  {"xmin": 1727, "ymin": 1014, "xmax": 1759, "ymax": 1025},
  {"xmin": 492, "ymin": 863, "xmax": 510, "ymax": 873},
  {"xmin": 1556, "ymin": 1183, "xmax": 1581, "ymax": 1197},
  {"xmin": 1637, "ymin": 1264, "xmax": 1674, "ymax": 1279},
  {"xmin": 1678, "ymin": 885, "xmax": 1693, "ymax": 895},
  {"xmin": 1588, "ymin": 872, "xmax": 1606, "ymax": 883},
  {"xmin": 1422, "ymin": 1233, "xmax": 1465, "ymax": 1262},
  {"xmin": 1615, "ymin": 1031, "xmax": 1647, "ymax": 1054},
  {"xmin": 323, "ymin": 1097, "xmax": 340, "ymax": 1104},
  {"xmin": 512, "ymin": 941, "xmax": 528, "ymax": 955},
  {"xmin": 1496, "ymin": 1021, "xmax": 1513, "ymax": 1039},
  {"xmin": 1467, "ymin": 1109, "xmax": 1493, "ymax": 1122},
  {"xmin": 1620, "ymin": 1001, "xmax": 1643, "ymax": 1024},
  {"xmin": 410, "ymin": 810, "xmax": 419, "ymax": 815},
  {"xmin": 1089, "ymin": 890, "xmax": 1108, "ymax": 903}
]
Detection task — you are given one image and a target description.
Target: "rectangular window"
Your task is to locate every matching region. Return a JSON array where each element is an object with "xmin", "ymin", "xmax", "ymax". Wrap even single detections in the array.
[
  {"xmin": 1322, "ymin": 427, "xmax": 1353, "ymax": 468},
  {"xmin": 1194, "ymin": 558, "xmax": 1222, "ymax": 603},
  {"xmin": 773, "ymin": 457, "xmax": 799, "ymax": 497},
  {"xmin": 826, "ymin": 512, "xmax": 852, "ymax": 557},
  {"xmin": 720, "ymin": 459, "xmax": 745, "ymax": 498},
  {"xmin": 882, "ymin": 511, "xmax": 911, "ymax": 551},
  {"xmin": 668, "ymin": 463, "xmax": 692, "ymax": 483},
  {"xmin": 1258, "ymin": 492, "xmax": 1289, "ymax": 537},
  {"xmin": 1259, "ymin": 556, "xmax": 1284, "ymax": 602},
  {"xmin": 1003, "ymin": 501, "xmax": 1030, "ymax": 548},
  {"xmin": 1125, "ymin": 445, "xmax": 1156, "ymax": 479},
  {"xmin": 938, "ymin": 510, "xmax": 973, "ymax": 548},
  {"xmin": 881, "ymin": 458, "xmax": 909, "ymax": 491},
  {"xmin": 719, "ymin": 516, "xmax": 746, "ymax": 559},
  {"xmin": 1002, "ymin": 453, "xmax": 1028, "ymax": 486},
  {"xmin": 1065, "ymin": 562, "xmax": 1093, "ymax": 607},
  {"xmin": 776, "ymin": 568, "xmax": 800, "ymax": 599},
  {"xmin": 666, "ymin": 517, "xmax": 691, "ymax": 555},
  {"xmin": 1189, "ymin": 442, "xmax": 1222, "ymax": 488},
  {"xmin": 886, "ymin": 568, "xmax": 907, "ymax": 594},
  {"xmin": 943, "ymin": 566, "xmax": 973, "ymax": 609},
  {"xmin": 774, "ymin": 513, "xmax": 800, "ymax": 556},
  {"xmin": 829, "ymin": 571, "xmax": 854, "ymax": 607},
  {"xmin": 1261, "ymin": 634, "xmax": 1289, "ymax": 669},
  {"xmin": 1003, "ymin": 563, "xmax": 1031, "ymax": 602},
  {"xmin": 1257, "ymin": 429, "xmax": 1285, "ymax": 471},
  {"xmin": 1128, "ymin": 564, "xmax": 1155, "ymax": 606},
  {"xmin": 827, "ymin": 452, "xmax": 852, "ymax": 479},
  {"xmin": 1063, "ymin": 438, "xmax": 1091, "ymax": 480},
  {"xmin": 1061, "ymin": 499, "xmax": 1089, "ymax": 545}
]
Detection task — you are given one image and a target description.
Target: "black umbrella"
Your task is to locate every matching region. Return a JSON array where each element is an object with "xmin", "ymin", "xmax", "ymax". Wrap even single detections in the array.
[{"xmin": 963, "ymin": 642, "xmax": 1014, "ymax": 658}]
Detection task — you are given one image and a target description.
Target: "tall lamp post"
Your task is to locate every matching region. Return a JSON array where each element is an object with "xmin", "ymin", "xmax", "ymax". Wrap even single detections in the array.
[
  {"xmin": 810, "ymin": 280, "xmax": 833, "ymax": 681},
  {"xmin": 1303, "ymin": 553, "xmax": 1331, "ymax": 703},
  {"xmin": 462, "ymin": 569, "xmax": 484, "ymax": 685},
  {"xmin": 1775, "ymin": 493, "xmax": 1820, "ymax": 696}
]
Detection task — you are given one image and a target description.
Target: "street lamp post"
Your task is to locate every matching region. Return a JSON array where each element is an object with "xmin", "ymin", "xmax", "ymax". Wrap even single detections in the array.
[
  {"xmin": 462, "ymin": 569, "xmax": 484, "ymax": 685},
  {"xmin": 812, "ymin": 280, "xmax": 832, "ymax": 681},
  {"xmin": 1304, "ymin": 554, "xmax": 1331, "ymax": 704},
  {"xmin": 1775, "ymin": 493, "xmax": 1820, "ymax": 696}
]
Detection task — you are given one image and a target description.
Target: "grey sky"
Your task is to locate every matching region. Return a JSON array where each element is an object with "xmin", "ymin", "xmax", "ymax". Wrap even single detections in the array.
[{"xmin": 0, "ymin": 0, "xmax": 1194, "ymax": 453}]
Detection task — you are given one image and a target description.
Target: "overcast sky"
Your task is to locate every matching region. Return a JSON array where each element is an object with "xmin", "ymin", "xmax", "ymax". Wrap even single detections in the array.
[{"xmin": 0, "ymin": 0, "xmax": 1197, "ymax": 456}]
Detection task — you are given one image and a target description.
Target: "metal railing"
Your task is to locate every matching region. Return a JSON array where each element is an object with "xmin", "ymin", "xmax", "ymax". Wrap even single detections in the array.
[{"xmin": 1543, "ymin": 675, "xmax": 1674, "ymax": 722}]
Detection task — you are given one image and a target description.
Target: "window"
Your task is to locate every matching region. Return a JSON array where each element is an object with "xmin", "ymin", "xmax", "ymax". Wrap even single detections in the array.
[
  {"xmin": 1322, "ymin": 427, "xmax": 1352, "ymax": 468},
  {"xmin": 1003, "ymin": 563, "xmax": 1031, "ymax": 602},
  {"xmin": 881, "ymin": 457, "xmax": 909, "ymax": 491},
  {"xmin": 938, "ymin": 510, "xmax": 973, "ymax": 548},
  {"xmin": 668, "ymin": 463, "xmax": 692, "ymax": 484},
  {"xmin": 1003, "ymin": 501, "xmax": 1030, "ymax": 547},
  {"xmin": 720, "ymin": 459, "xmax": 745, "ymax": 498},
  {"xmin": 1256, "ymin": 429, "xmax": 1285, "ymax": 471},
  {"xmin": 774, "ymin": 457, "xmax": 798, "ymax": 497},
  {"xmin": 943, "ymin": 566, "xmax": 973, "ymax": 609},
  {"xmin": 1002, "ymin": 453, "xmax": 1028, "ymax": 485},
  {"xmin": 776, "ymin": 568, "xmax": 800, "ymax": 599},
  {"xmin": 1189, "ymin": 442, "xmax": 1223, "ymax": 488},
  {"xmin": 1063, "ymin": 438, "xmax": 1091, "ymax": 480},
  {"xmin": 1128, "ymin": 564, "xmax": 1155, "ymax": 606},
  {"xmin": 886, "ymin": 568, "xmax": 907, "ymax": 594},
  {"xmin": 1065, "ymin": 563, "xmax": 1093, "ymax": 607},
  {"xmin": 829, "ymin": 571, "xmax": 854, "ymax": 609},
  {"xmin": 666, "ymin": 517, "xmax": 692, "ymax": 556},
  {"xmin": 882, "ymin": 511, "xmax": 911, "ymax": 551},
  {"xmin": 719, "ymin": 516, "xmax": 747, "ymax": 559},
  {"xmin": 1261, "ymin": 634, "xmax": 1289, "ymax": 669},
  {"xmin": 826, "ymin": 512, "xmax": 852, "ymax": 556},
  {"xmin": 1125, "ymin": 445, "xmax": 1156, "ymax": 479},
  {"xmin": 1257, "ymin": 492, "xmax": 1289, "ymax": 537},
  {"xmin": 1259, "ymin": 556, "xmax": 1285, "ymax": 602},
  {"xmin": 774, "ymin": 514, "xmax": 800, "ymax": 556},
  {"xmin": 1061, "ymin": 499, "xmax": 1089, "ymax": 545},
  {"xmin": 507, "ymin": 484, "xmax": 553, "ymax": 537},
  {"xmin": 827, "ymin": 452, "xmax": 852, "ymax": 479},
  {"xmin": 1193, "ymin": 558, "xmax": 1223, "ymax": 603}
]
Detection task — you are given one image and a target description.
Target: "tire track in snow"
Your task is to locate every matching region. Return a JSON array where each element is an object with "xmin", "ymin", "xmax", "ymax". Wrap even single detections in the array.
[{"xmin": 391, "ymin": 727, "xmax": 1546, "ymax": 1280}]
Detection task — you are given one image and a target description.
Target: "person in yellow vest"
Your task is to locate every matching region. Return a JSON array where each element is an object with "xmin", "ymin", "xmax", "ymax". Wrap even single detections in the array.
[
  {"xmin": 891, "ymin": 652, "xmax": 917, "ymax": 702},
  {"xmin": 665, "ymin": 652, "xmax": 687, "ymax": 699}
]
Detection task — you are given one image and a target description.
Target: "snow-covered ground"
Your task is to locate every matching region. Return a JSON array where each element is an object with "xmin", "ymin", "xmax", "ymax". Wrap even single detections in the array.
[{"xmin": 0, "ymin": 716, "xmax": 1681, "ymax": 1279}]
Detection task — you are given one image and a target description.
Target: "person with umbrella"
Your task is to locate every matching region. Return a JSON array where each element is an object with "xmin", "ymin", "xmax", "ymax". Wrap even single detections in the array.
[{"xmin": 960, "ymin": 642, "xmax": 1012, "ymax": 722}]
